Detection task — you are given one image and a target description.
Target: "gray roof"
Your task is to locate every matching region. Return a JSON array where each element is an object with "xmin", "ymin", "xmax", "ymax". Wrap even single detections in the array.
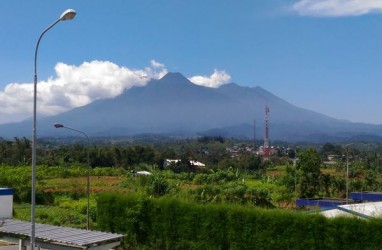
[
  {"xmin": 318, "ymin": 201, "xmax": 382, "ymax": 219},
  {"xmin": 0, "ymin": 219, "xmax": 124, "ymax": 250}
]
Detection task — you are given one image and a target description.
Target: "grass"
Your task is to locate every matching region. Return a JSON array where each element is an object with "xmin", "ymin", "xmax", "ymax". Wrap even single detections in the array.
[
  {"xmin": 266, "ymin": 165, "xmax": 287, "ymax": 177},
  {"xmin": 43, "ymin": 176, "xmax": 124, "ymax": 193},
  {"xmin": 13, "ymin": 203, "xmax": 92, "ymax": 229}
]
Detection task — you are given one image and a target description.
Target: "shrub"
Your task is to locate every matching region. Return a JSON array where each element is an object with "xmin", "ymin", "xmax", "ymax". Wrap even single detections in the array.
[
  {"xmin": 98, "ymin": 193, "xmax": 382, "ymax": 249},
  {"xmin": 146, "ymin": 172, "xmax": 170, "ymax": 197}
]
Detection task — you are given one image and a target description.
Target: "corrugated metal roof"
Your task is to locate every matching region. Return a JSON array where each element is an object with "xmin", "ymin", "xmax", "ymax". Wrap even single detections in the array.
[
  {"xmin": 318, "ymin": 201, "xmax": 382, "ymax": 219},
  {"xmin": 0, "ymin": 219, "xmax": 124, "ymax": 249}
]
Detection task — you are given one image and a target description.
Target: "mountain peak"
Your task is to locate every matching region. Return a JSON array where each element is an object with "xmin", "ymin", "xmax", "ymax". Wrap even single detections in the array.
[
  {"xmin": 1, "ymin": 71, "xmax": 380, "ymax": 142},
  {"xmin": 160, "ymin": 72, "xmax": 189, "ymax": 83}
]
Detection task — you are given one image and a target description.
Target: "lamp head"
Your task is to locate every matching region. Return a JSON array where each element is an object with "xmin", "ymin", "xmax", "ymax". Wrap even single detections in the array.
[
  {"xmin": 54, "ymin": 123, "xmax": 64, "ymax": 128},
  {"xmin": 60, "ymin": 9, "xmax": 76, "ymax": 21}
]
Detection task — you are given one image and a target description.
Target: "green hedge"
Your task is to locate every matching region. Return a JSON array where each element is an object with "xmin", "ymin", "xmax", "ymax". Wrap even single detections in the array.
[{"xmin": 97, "ymin": 193, "xmax": 382, "ymax": 250}]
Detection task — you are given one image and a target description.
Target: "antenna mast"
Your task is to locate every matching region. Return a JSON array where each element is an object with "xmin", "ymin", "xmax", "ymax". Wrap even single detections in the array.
[{"xmin": 264, "ymin": 105, "xmax": 270, "ymax": 157}]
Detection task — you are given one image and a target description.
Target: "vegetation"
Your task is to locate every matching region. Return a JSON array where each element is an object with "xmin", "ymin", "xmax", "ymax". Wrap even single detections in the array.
[
  {"xmin": 1, "ymin": 137, "xmax": 382, "ymax": 248},
  {"xmin": 98, "ymin": 193, "xmax": 382, "ymax": 249},
  {"xmin": 296, "ymin": 147, "xmax": 321, "ymax": 197}
]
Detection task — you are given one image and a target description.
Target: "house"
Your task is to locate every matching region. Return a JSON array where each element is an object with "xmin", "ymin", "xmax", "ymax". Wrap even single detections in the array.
[{"xmin": 164, "ymin": 159, "xmax": 205, "ymax": 168}]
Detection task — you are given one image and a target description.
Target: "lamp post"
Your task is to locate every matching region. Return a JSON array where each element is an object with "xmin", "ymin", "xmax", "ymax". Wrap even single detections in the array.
[
  {"xmin": 346, "ymin": 147, "xmax": 349, "ymax": 204},
  {"xmin": 54, "ymin": 123, "xmax": 90, "ymax": 230},
  {"xmin": 345, "ymin": 143, "xmax": 354, "ymax": 204},
  {"xmin": 32, "ymin": 9, "xmax": 76, "ymax": 250}
]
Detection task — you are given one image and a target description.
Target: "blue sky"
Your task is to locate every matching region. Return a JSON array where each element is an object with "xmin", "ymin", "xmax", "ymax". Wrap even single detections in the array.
[{"xmin": 1, "ymin": 0, "xmax": 382, "ymax": 124}]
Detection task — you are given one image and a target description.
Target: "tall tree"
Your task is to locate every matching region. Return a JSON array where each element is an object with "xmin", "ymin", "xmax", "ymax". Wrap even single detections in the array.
[{"xmin": 296, "ymin": 148, "xmax": 321, "ymax": 198}]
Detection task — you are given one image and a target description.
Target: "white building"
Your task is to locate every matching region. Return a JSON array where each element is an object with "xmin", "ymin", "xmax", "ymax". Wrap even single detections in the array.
[{"xmin": 164, "ymin": 159, "xmax": 205, "ymax": 168}]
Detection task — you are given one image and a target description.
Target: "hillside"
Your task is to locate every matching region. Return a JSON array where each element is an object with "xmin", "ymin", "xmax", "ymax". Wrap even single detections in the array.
[{"xmin": 0, "ymin": 72, "xmax": 382, "ymax": 142}]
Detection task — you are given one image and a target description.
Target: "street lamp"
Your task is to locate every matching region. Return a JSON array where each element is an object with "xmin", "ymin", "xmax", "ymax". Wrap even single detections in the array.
[
  {"xmin": 32, "ymin": 9, "xmax": 76, "ymax": 250},
  {"xmin": 54, "ymin": 123, "xmax": 90, "ymax": 230},
  {"xmin": 345, "ymin": 143, "xmax": 354, "ymax": 204}
]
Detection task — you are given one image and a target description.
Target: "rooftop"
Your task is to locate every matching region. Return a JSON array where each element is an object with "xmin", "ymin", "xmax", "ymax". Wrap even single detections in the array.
[{"xmin": 0, "ymin": 219, "xmax": 124, "ymax": 250}]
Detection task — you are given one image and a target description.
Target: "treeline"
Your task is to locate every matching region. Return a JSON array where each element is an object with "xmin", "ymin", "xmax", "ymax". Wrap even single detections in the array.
[
  {"xmin": 0, "ymin": 137, "xmax": 32, "ymax": 165},
  {"xmin": 0, "ymin": 137, "xmax": 166, "ymax": 168},
  {"xmin": 280, "ymin": 147, "xmax": 381, "ymax": 199},
  {"xmin": 1, "ymin": 137, "xmax": 382, "ymax": 198},
  {"xmin": 0, "ymin": 137, "xmax": 267, "ymax": 172},
  {"xmin": 98, "ymin": 193, "xmax": 382, "ymax": 250}
]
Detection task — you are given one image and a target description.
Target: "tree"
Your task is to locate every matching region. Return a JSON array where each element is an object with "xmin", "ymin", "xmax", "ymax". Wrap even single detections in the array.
[
  {"xmin": 296, "ymin": 148, "xmax": 321, "ymax": 198},
  {"xmin": 237, "ymin": 153, "xmax": 262, "ymax": 172},
  {"xmin": 146, "ymin": 172, "xmax": 170, "ymax": 197}
]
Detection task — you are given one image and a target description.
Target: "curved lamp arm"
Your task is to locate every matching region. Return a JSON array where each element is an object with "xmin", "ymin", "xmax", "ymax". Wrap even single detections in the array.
[
  {"xmin": 31, "ymin": 9, "xmax": 76, "ymax": 250},
  {"xmin": 53, "ymin": 123, "xmax": 90, "ymax": 230}
]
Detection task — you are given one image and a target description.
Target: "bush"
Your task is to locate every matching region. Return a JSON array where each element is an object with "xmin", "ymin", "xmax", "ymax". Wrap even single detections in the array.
[
  {"xmin": 14, "ymin": 204, "xmax": 87, "ymax": 228},
  {"xmin": 192, "ymin": 173, "xmax": 209, "ymax": 185},
  {"xmin": 192, "ymin": 185, "xmax": 222, "ymax": 204},
  {"xmin": 146, "ymin": 172, "xmax": 170, "ymax": 197},
  {"xmin": 221, "ymin": 182, "xmax": 247, "ymax": 204},
  {"xmin": 97, "ymin": 193, "xmax": 382, "ymax": 249}
]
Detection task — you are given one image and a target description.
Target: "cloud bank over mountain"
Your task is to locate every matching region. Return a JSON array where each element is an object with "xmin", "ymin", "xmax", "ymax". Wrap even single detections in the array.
[
  {"xmin": 188, "ymin": 69, "xmax": 231, "ymax": 88},
  {"xmin": 292, "ymin": 0, "xmax": 382, "ymax": 17},
  {"xmin": 0, "ymin": 60, "xmax": 231, "ymax": 124},
  {"xmin": 1, "ymin": 72, "xmax": 381, "ymax": 142}
]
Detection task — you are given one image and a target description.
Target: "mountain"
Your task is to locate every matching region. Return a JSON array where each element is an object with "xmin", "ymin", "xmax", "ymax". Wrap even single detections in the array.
[{"xmin": 1, "ymin": 72, "xmax": 382, "ymax": 142}]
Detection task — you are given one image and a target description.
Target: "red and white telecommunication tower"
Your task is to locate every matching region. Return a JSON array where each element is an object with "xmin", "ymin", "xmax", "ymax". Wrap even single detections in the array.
[{"xmin": 263, "ymin": 105, "xmax": 270, "ymax": 157}]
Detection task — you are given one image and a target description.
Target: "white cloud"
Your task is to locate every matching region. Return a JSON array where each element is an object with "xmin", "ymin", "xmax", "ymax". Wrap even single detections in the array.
[
  {"xmin": 292, "ymin": 0, "xmax": 382, "ymax": 17},
  {"xmin": 0, "ymin": 60, "xmax": 232, "ymax": 125},
  {"xmin": 150, "ymin": 59, "xmax": 165, "ymax": 69},
  {"xmin": 188, "ymin": 69, "xmax": 231, "ymax": 88},
  {"xmin": 0, "ymin": 60, "xmax": 167, "ymax": 124}
]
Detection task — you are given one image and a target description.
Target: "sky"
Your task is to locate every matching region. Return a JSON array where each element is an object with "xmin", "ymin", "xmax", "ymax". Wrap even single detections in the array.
[{"xmin": 1, "ymin": 0, "xmax": 382, "ymax": 125}]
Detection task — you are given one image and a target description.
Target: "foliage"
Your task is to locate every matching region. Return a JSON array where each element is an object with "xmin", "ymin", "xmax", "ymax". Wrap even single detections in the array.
[
  {"xmin": 0, "ymin": 165, "xmax": 31, "ymax": 202},
  {"xmin": 13, "ymin": 203, "xmax": 89, "ymax": 228},
  {"xmin": 296, "ymin": 148, "xmax": 322, "ymax": 198},
  {"xmin": 146, "ymin": 171, "xmax": 172, "ymax": 197},
  {"xmin": 0, "ymin": 137, "xmax": 32, "ymax": 165},
  {"xmin": 4, "ymin": 137, "xmax": 382, "ymax": 249},
  {"xmin": 320, "ymin": 143, "xmax": 343, "ymax": 158},
  {"xmin": 3, "ymin": 137, "xmax": 382, "ymax": 231},
  {"xmin": 98, "ymin": 193, "xmax": 382, "ymax": 250}
]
